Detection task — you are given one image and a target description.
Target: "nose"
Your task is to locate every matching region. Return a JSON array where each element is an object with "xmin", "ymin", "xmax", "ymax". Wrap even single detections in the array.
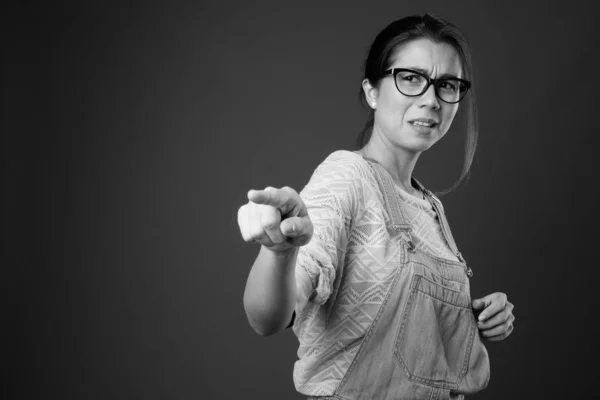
[{"xmin": 418, "ymin": 84, "xmax": 440, "ymax": 110}]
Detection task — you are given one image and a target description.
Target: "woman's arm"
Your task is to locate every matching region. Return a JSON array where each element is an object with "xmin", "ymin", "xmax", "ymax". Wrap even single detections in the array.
[
  {"xmin": 243, "ymin": 246, "xmax": 299, "ymax": 336},
  {"xmin": 238, "ymin": 187, "xmax": 313, "ymax": 336},
  {"xmin": 239, "ymin": 151, "xmax": 364, "ymax": 336}
]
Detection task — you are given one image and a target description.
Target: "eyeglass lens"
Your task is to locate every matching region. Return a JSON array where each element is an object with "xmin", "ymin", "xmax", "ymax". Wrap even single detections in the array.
[{"xmin": 395, "ymin": 70, "xmax": 466, "ymax": 103}]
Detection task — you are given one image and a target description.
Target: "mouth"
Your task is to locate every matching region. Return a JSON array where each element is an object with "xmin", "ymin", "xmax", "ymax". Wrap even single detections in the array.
[
  {"xmin": 409, "ymin": 119, "xmax": 438, "ymax": 128},
  {"xmin": 409, "ymin": 121, "xmax": 438, "ymax": 131}
]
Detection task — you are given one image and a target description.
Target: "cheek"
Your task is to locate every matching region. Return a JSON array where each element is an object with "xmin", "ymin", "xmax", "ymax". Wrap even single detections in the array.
[
  {"xmin": 384, "ymin": 97, "xmax": 411, "ymax": 124},
  {"xmin": 440, "ymin": 107, "xmax": 459, "ymax": 132}
]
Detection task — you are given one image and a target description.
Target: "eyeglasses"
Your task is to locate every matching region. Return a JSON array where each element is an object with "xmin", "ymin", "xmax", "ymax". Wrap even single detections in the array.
[{"xmin": 383, "ymin": 68, "xmax": 471, "ymax": 104}]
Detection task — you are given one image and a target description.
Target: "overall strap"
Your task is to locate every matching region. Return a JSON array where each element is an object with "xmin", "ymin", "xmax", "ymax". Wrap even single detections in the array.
[
  {"xmin": 410, "ymin": 178, "xmax": 462, "ymax": 254},
  {"xmin": 412, "ymin": 178, "xmax": 472, "ymax": 275},
  {"xmin": 361, "ymin": 156, "xmax": 416, "ymax": 249}
]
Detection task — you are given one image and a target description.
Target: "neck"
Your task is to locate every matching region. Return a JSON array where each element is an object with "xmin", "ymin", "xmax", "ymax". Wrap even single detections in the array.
[{"xmin": 360, "ymin": 130, "xmax": 421, "ymax": 193}]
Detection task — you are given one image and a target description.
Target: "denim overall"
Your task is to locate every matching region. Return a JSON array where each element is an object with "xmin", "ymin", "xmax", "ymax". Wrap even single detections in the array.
[{"xmin": 308, "ymin": 157, "xmax": 490, "ymax": 400}]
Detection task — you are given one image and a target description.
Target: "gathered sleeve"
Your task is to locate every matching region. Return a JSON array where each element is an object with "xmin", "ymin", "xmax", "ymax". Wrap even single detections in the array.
[{"xmin": 294, "ymin": 151, "xmax": 365, "ymax": 309}]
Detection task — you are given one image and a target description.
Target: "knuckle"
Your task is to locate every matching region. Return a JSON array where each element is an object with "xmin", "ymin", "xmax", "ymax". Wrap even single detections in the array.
[
  {"xmin": 260, "ymin": 211, "xmax": 280, "ymax": 229},
  {"xmin": 255, "ymin": 203, "xmax": 269, "ymax": 214},
  {"xmin": 262, "ymin": 219, "xmax": 279, "ymax": 230},
  {"xmin": 239, "ymin": 227, "xmax": 250, "ymax": 241},
  {"xmin": 282, "ymin": 186, "xmax": 297, "ymax": 195},
  {"xmin": 248, "ymin": 202, "xmax": 259, "ymax": 214},
  {"xmin": 249, "ymin": 225, "xmax": 265, "ymax": 239}
]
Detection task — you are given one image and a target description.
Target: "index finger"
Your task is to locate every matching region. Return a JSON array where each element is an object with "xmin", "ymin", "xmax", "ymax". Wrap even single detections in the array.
[
  {"xmin": 479, "ymin": 296, "xmax": 507, "ymax": 321},
  {"xmin": 248, "ymin": 188, "xmax": 290, "ymax": 208}
]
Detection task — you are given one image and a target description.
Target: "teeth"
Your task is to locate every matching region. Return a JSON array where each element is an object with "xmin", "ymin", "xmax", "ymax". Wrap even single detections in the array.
[{"xmin": 413, "ymin": 121, "xmax": 434, "ymax": 127}]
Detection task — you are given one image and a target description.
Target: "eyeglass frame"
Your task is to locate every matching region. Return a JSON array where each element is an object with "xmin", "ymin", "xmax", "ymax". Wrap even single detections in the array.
[{"xmin": 382, "ymin": 68, "xmax": 472, "ymax": 104}]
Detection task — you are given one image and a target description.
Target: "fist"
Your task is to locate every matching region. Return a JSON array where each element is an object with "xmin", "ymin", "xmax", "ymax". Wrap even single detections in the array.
[
  {"xmin": 472, "ymin": 292, "xmax": 515, "ymax": 341},
  {"xmin": 237, "ymin": 186, "xmax": 314, "ymax": 253}
]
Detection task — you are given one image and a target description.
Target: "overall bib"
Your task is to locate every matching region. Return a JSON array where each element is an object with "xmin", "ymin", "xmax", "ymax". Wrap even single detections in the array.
[{"xmin": 309, "ymin": 157, "xmax": 490, "ymax": 400}]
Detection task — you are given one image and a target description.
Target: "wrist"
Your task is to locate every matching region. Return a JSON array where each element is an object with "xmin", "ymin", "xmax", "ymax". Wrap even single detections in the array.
[{"xmin": 262, "ymin": 245, "xmax": 299, "ymax": 260}]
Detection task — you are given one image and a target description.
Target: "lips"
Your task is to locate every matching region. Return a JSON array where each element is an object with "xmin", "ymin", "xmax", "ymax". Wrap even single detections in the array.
[{"xmin": 409, "ymin": 118, "xmax": 439, "ymax": 128}]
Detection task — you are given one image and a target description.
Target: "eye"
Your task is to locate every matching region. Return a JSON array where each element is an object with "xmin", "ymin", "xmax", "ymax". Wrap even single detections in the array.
[
  {"xmin": 439, "ymin": 80, "xmax": 458, "ymax": 92},
  {"xmin": 401, "ymin": 74, "xmax": 424, "ymax": 83}
]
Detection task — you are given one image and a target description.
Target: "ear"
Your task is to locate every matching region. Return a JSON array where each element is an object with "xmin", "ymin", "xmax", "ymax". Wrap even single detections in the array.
[{"xmin": 362, "ymin": 78, "xmax": 378, "ymax": 110}]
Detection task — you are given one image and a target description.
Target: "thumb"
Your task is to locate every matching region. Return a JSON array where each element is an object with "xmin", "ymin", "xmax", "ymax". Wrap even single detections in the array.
[
  {"xmin": 281, "ymin": 216, "xmax": 307, "ymax": 237},
  {"xmin": 280, "ymin": 216, "xmax": 313, "ymax": 244}
]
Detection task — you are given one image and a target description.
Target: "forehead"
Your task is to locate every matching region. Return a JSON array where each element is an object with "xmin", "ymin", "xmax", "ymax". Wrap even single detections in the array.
[{"xmin": 390, "ymin": 38, "xmax": 463, "ymax": 78}]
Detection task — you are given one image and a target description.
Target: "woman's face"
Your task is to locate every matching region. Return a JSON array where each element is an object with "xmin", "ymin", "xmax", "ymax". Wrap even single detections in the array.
[{"xmin": 365, "ymin": 38, "xmax": 463, "ymax": 154}]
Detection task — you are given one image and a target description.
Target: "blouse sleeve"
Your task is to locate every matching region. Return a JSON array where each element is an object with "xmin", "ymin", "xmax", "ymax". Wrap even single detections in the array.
[{"xmin": 295, "ymin": 151, "xmax": 364, "ymax": 308}]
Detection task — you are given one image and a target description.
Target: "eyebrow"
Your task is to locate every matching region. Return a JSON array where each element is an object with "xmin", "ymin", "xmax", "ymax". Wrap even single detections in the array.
[{"xmin": 401, "ymin": 66, "xmax": 462, "ymax": 80}]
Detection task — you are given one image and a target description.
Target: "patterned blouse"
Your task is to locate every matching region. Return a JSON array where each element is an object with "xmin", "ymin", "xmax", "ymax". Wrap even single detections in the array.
[{"xmin": 292, "ymin": 150, "xmax": 460, "ymax": 396}]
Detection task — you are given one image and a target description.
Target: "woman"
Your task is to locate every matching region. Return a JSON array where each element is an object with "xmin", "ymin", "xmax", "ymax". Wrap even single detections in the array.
[{"xmin": 238, "ymin": 14, "xmax": 515, "ymax": 400}]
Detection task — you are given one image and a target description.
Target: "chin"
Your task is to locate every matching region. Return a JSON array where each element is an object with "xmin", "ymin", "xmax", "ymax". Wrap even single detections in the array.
[{"xmin": 401, "ymin": 136, "xmax": 439, "ymax": 153}]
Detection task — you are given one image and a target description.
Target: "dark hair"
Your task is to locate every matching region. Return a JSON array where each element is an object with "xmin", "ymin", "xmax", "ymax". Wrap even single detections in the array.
[{"xmin": 357, "ymin": 14, "xmax": 478, "ymax": 195}]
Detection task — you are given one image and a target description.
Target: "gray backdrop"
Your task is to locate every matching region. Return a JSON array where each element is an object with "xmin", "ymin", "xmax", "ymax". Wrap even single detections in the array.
[{"xmin": 4, "ymin": 0, "xmax": 599, "ymax": 398}]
